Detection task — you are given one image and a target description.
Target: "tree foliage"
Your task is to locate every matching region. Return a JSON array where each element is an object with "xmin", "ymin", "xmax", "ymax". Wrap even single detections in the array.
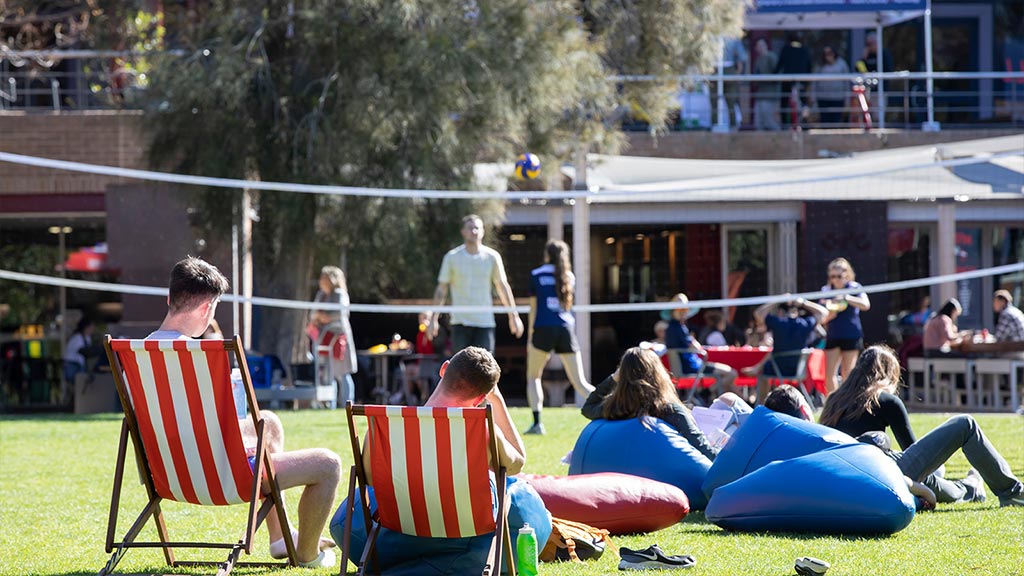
[{"xmin": 4, "ymin": 0, "xmax": 745, "ymax": 358}]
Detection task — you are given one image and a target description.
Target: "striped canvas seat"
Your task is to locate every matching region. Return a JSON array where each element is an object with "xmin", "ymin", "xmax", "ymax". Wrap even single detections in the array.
[
  {"xmin": 342, "ymin": 403, "xmax": 515, "ymax": 576},
  {"xmin": 109, "ymin": 339, "xmax": 253, "ymax": 505},
  {"xmin": 100, "ymin": 336, "xmax": 297, "ymax": 575}
]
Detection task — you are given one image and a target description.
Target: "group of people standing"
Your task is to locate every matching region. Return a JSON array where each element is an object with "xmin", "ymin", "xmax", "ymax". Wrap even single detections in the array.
[{"xmin": 729, "ymin": 32, "xmax": 888, "ymax": 130}]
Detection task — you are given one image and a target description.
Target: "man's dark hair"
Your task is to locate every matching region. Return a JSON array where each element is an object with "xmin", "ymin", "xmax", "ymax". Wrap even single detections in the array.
[
  {"xmin": 168, "ymin": 256, "xmax": 229, "ymax": 314},
  {"xmin": 764, "ymin": 385, "xmax": 808, "ymax": 420},
  {"xmin": 442, "ymin": 346, "xmax": 501, "ymax": 401}
]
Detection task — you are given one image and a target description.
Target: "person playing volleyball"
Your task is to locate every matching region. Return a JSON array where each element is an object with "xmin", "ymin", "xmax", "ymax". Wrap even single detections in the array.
[{"xmin": 524, "ymin": 240, "xmax": 595, "ymax": 434}]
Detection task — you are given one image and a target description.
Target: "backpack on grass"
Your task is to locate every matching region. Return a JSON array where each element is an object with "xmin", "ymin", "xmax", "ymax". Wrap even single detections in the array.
[{"xmin": 539, "ymin": 517, "xmax": 616, "ymax": 563}]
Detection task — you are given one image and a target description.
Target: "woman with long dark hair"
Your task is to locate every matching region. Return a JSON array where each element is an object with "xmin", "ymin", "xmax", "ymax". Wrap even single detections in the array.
[
  {"xmin": 581, "ymin": 347, "xmax": 719, "ymax": 460},
  {"xmin": 820, "ymin": 345, "xmax": 1023, "ymax": 507},
  {"xmin": 922, "ymin": 298, "xmax": 971, "ymax": 356},
  {"xmin": 524, "ymin": 240, "xmax": 594, "ymax": 434}
]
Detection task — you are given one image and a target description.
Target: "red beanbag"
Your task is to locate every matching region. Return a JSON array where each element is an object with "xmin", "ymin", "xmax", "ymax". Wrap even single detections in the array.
[{"xmin": 517, "ymin": 472, "xmax": 689, "ymax": 535}]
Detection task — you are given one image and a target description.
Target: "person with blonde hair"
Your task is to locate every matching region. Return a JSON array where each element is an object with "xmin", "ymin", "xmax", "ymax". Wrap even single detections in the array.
[
  {"xmin": 524, "ymin": 240, "xmax": 595, "ymax": 435},
  {"xmin": 582, "ymin": 347, "xmax": 719, "ymax": 460},
  {"xmin": 820, "ymin": 345, "xmax": 1024, "ymax": 507},
  {"xmin": 820, "ymin": 257, "xmax": 870, "ymax": 394},
  {"xmin": 309, "ymin": 265, "xmax": 358, "ymax": 405}
]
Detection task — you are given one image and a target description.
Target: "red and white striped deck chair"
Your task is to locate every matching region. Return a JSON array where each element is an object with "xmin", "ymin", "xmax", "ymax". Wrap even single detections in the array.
[
  {"xmin": 341, "ymin": 403, "xmax": 516, "ymax": 576},
  {"xmin": 100, "ymin": 335, "xmax": 297, "ymax": 575}
]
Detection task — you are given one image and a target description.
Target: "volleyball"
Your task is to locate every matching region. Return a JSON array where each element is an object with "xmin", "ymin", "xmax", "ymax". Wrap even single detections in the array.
[{"xmin": 514, "ymin": 153, "xmax": 541, "ymax": 180}]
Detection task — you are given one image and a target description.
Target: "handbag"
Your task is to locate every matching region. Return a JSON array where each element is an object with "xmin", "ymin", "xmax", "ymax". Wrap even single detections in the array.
[{"xmin": 539, "ymin": 517, "xmax": 615, "ymax": 563}]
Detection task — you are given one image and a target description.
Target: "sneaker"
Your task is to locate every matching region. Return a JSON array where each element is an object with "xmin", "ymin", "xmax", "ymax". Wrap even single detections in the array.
[
  {"xmin": 795, "ymin": 556, "xmax": 830, "ymax": 576},
  {"xmin": 525, "ymin": 423, "xmax": 546, "ymax": 435},
  {"xmin": 618, "ymin": 545, "xmax": 695, "ymax": 570},
  {"xmin": 961, "ymin": 468, "xmax": 986, "ymax": 503},
  {"xmin": 999, "ymin": 485, "xmax": 1024, "ymax": 507}
]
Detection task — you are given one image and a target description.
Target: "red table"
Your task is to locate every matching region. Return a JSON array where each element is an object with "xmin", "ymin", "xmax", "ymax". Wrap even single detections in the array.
[{"xmin": 704, "ymin": 346, "xmax": 827, "ymax": 395}]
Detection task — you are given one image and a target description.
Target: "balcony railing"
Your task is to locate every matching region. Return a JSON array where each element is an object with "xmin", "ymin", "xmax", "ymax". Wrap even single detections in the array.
[{"xmin": 3, "ymin": 48, "xmax": 1024, "ymax": 131}]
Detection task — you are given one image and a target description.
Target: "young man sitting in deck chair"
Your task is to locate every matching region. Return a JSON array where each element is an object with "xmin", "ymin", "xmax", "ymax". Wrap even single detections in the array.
[
  {"xmin": 330, "ymin": 346, "xmax": 551, "ymax": 574},
  {"xmin": 148, "ymin": 256, "xmax": 342, "ymax": 567}
]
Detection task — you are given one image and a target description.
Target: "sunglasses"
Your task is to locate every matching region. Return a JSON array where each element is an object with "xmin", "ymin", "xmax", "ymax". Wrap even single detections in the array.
[{"xmin": 829, "ymin": 273, "xmax": 845, "ymax": 279}]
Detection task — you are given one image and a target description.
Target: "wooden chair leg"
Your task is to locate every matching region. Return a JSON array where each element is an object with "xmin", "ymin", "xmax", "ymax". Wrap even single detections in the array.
[
  {"xmin": 105, "ymin": 420, "xmax": 130, "ymax": 554},
  {"xmin": 152, "ymin": 502, "xmax": 175, "ymax": 566},
  {"xmin": 99, "ymin": 496, "xmax": 162, "ymax": 575},
  {"xmin": 340, "ymin": 466, "xmax": 357, "ymax": 574},
  {"xmin": 358, "ymin": 521, "xmax": 381, "ymax": 576}
]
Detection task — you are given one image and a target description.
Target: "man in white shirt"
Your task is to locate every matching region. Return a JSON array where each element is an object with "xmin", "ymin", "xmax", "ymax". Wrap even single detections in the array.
[
  {"xmin": 149, "ymin": 257, "xmax": 341, "ymax": 567},
  {"xmin": 428, "ymin": 214, "xmax": 523, "ymax": 353}
]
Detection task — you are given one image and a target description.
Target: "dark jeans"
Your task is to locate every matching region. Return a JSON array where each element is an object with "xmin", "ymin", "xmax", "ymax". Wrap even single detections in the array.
[
  {"xmin": 818, "ymin": 99, "xmax": 845, "ymax": 124},
  {"xmin": 450, "ymin": 325, "xmax": 495, "ymax": 354},
  {"xmin": 892, "ymin": 414, "xmax": 1022, "ymax": 503}
]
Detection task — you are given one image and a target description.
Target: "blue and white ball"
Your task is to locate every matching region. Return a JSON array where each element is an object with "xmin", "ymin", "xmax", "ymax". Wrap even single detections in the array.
[{"xmin": 514, "ymin": 153, "xmax": 541, "ymax": 180}]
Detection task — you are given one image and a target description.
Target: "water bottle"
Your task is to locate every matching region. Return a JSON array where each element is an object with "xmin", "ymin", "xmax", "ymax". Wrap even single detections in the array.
[
  {"xmin": 516, "ymin": 523, "xmax": 539, "ymax": 576},
  {"xmin": 230, "ymin": 368, "xmax": 247, "ymax": 419}
]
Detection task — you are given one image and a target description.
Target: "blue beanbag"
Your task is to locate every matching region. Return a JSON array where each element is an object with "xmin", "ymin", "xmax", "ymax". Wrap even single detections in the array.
[
  {"xmin": 705, "ymin": 443, "xmax": 916, "ymax": 534},
  {"xmin": 701, "ymin": 406, "xmax": 855, "ymax": 500},
  {"xmin": 569, "ymin": 417, "xmax": 713, "ymax": 510},
  {"xmin": 330, "ymin": 476, "xmax": 550, "ymax": 575}
]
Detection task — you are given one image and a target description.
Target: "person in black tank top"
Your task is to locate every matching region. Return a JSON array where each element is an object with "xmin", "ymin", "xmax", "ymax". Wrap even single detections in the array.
[{"xmin": 820, "ymin": 346, "xmax": 1024, "ymax": 507}]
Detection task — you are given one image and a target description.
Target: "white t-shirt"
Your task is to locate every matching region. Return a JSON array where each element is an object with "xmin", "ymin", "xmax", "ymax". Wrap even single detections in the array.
[{"xmin": 438, "ymin": 245, "xmax": 507, "ymax": 328}]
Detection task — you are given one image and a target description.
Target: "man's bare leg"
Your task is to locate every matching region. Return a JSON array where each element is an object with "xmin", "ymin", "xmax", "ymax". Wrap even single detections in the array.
[{"xmin": 270, "ymin": 448, "xmax": 342, "ymax": 563}]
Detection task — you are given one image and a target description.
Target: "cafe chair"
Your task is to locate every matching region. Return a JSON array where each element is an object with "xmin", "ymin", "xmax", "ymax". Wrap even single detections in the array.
[
  {"xmin": 99, "ymin": 336, "xmax": 297, "ymax": 575},
  {"xmin": 665, "ymin": 347, "xmax": 721, "ymax": 404},
  {"xmin": 754, "ymin": 348, "xmax": 815, "ymax": 407},
  {"xmin": 341, "ymin": 403, "xmax": 516, "ymax": 576}
]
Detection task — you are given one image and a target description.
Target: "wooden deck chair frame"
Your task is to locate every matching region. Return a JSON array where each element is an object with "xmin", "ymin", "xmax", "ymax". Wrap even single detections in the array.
[
  {"xmin": 100, "ymin": 335, "xmax": 298, "ymax": 575},
  {"xmin": 755, "ymin": 348, "xmax": 815, "ymax": 407},
  {"xmin": 665, "ymin": 347, "xmax": 721, "ymax": 404},
  {"xmin": 340, "ymin": 402, "xmax": 516, "ymax": 576}
]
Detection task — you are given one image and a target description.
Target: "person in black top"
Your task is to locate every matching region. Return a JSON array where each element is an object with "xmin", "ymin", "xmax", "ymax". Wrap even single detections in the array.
[
  {"xmin": 820, "ymin": 346, "xmax": 1024, "ymax": 507},
  {"xmin": 775, "ymin": 33, "xmax": 812, "ymax": 126},
  {"xmin": 581, "ymin": 347, "xmax": 719, "ymax": 461}
]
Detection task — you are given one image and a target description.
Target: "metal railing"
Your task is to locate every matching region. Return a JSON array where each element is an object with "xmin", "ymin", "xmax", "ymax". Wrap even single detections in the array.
[{"xmin": 3, "ymin": 47, "xmax": 1024, "ymax": 131}]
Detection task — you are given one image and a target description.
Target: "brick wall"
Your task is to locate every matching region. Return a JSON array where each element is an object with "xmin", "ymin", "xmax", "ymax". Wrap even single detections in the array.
[{"xmin": 0, "ymin": 111, "xmax": 147, "ymax": 195}]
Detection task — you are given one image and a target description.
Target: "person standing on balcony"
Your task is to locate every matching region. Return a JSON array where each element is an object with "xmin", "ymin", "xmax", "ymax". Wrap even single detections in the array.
[
  {"xmin": 813, "ymin": 45, "xmax": 850, "ymax": 125},
  {"xmin": 775, "ymin": 33, "xmax": 812, "ymax": 126},
  {"xmin": 753, "ymin": 39, "xmax": 781, "ymax": 131}
]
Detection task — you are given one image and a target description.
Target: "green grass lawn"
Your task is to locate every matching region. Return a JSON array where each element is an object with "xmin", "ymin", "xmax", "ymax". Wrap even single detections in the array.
[{"xmin": 1, "ymin": 408, "xmax": 1022, "ymax": 575}]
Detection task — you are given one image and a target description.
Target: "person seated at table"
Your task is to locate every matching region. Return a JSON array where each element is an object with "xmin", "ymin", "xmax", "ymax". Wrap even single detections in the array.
[
  {"xmin": 698, "ymin": 310, "xmax": 746, "ymax": 347},
  {"xmin": 993, "ymin": 290, "xmax": 1024, "ymax": 343},
  {"xmin": 665, "ymin": 294, "xmax": 737, "ymax": 395},
  {"xmin": 922, "ymin": 298, "xmax": 972, "ymax": 357},
  {"xmin": 743, "ymin": 296, "xmax": 827, "ymax": 398},
  {"xmin": 819, "ymin": 345, "xmax": 1024, "ymax": 507},
  {"xmin": 582, "ymin": 347, "xmax": 738, "ymax": 461}
]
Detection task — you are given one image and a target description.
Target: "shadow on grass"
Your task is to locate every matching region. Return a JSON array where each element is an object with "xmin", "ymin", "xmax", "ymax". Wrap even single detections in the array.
[
  {"xmin": 0, "ymin": 412, "xmax": 123, "ymax": 422},
  {"xmin": 678, "ymin": 511, "xmax": 904, "ymax": 541}
]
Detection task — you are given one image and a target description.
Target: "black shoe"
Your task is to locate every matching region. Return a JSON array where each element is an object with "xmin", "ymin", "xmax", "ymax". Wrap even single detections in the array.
[{"xmin": 618, "ymin": 545, "xmax": 695, "ymax": 570}]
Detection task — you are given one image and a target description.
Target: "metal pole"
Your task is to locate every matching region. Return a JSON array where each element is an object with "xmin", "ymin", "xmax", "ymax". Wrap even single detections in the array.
[
  {"xmin": 876, "ymin": 24, "xmax": 885, "ymax": 131},
  {"xmin": 713, "ymin": 37, "xmax": 730, "ymax": 133},
  {"xmin": 922, "ymin": 0, "xmax": 941, "ymax": 131},
  {"xmin": 241, "ymin": 189, "xmax": 253, "ymax": 349},
  {"xmin": 57, "ymin": 227, "xmax": 67, "ymax": 404},
  {"xmin": 231, "ymin": 203, "xmax": 240, "ymax": 338},
  {"xmin": 547, "ymin": 206, "xmax": 564, "ymax": 242},
  {"xmin": 572, "ymin": 149, "xmax": 592, "ymax": 387}
]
